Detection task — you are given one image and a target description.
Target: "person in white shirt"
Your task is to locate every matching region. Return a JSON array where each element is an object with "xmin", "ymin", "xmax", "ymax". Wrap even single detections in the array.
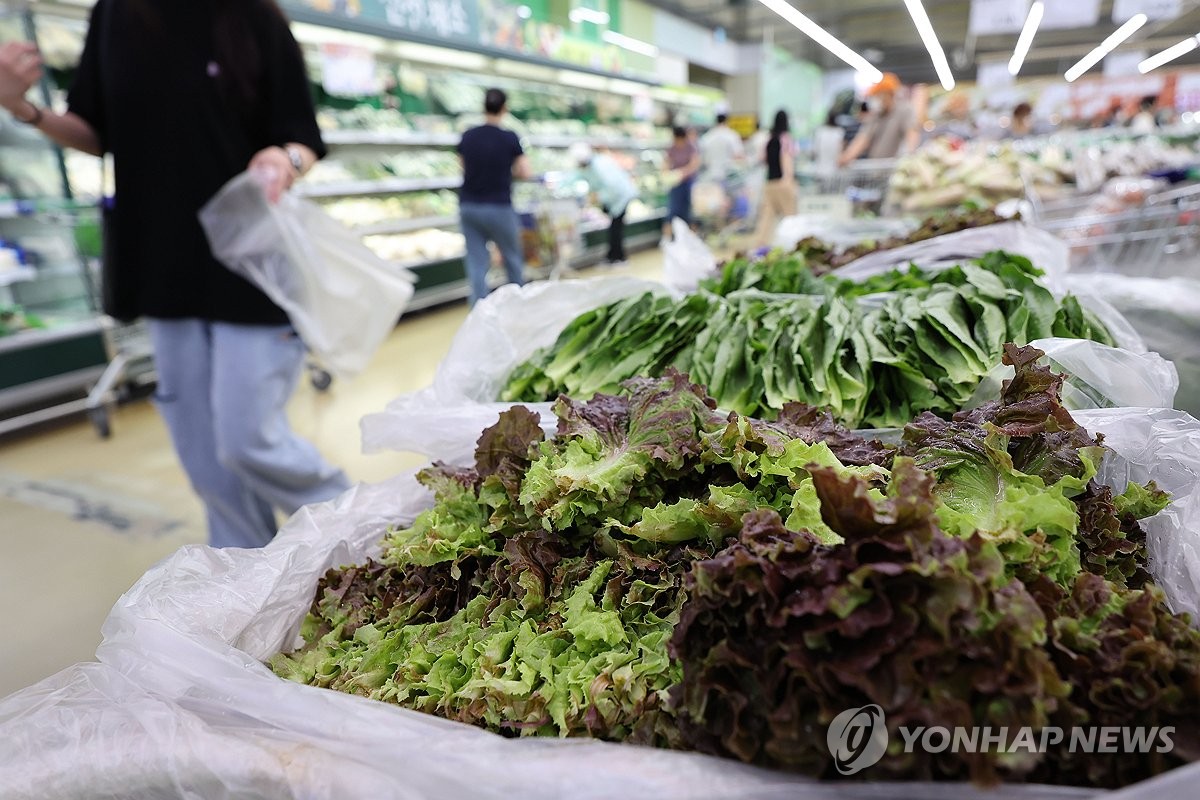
[{"xmin": 699, "ymin": 113, "xmax": 745, "ymax": 185}]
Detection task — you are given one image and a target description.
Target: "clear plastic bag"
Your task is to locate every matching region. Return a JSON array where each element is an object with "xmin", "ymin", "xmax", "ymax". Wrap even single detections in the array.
[
  {"xmin": 360, "ymin": 275, "xmax": 671, "ymax": 462},
  {"xmin": 661, "ymin": 219, "xmax": 716, "ymax": 294},
  {"xmin": 773, "ymin": 215, "xmax": 914, "ymax": 252},
  {"xmin": 1063, "ymin": 274, "xmax": 1200, "ymax": 417},
  {"xmin": 3, "ymin": 409, "xmax": 1199, "ymax": 798},
  {"xmin": 199, "ymin": 172, "xmax": 415, "ymax": 378}
]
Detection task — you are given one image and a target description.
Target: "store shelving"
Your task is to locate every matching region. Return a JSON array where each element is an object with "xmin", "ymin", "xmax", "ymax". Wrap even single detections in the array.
[
  {"xmin": 296, "ymin": 175, "xmax": 462, "ymax": 199},
  {"xmin": 351, "ymin": 215, "xmax": 461, "ymax": 236}
]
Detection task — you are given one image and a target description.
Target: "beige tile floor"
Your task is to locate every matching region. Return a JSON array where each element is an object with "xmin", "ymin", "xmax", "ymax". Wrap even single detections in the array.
[{"xmin": 0, "ymin": 252, "xmax": 665, "ymax": 698}]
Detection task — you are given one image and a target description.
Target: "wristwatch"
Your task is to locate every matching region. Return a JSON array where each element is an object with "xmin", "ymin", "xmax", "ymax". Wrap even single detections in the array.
[{"xmin": 284, "ymin": 145, "xmax": 305, "ymax": 175}]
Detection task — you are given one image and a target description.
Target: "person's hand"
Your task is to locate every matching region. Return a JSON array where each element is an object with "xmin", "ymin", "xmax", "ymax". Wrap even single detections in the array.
[
  {"xmin": 0, "ymin": 42, "xmax": 42, "ymax": 114},
  {"xmin": 247, "ymin": 146, "xmax": 296, "ymax": 204}
]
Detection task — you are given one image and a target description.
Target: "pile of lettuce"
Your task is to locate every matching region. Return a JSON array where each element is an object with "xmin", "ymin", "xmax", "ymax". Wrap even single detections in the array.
[
  {"xmin": 273, "ymin": 347, "xmax": 1198, "ymax": 787},
  {"xmin": 502, "ymin": 251, "xmax": 1115, "ymax": 428},
  {"xmin": 704, "ymin": 209, "xmax": 1014, "ymax": 295}
]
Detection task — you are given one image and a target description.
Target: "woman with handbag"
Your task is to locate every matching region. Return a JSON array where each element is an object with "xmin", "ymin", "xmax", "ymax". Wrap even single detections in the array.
[{"xmin": 0, "ymin": 0, "xmax": 350, "ymax": 548}]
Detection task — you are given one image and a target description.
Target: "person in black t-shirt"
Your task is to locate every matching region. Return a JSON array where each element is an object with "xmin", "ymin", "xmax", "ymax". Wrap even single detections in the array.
[
  {"xmin": 457, "ymin": 88, "xmax": 531, "ymax": 305},
  {"xmin": 0, "ymin": 0, "xmax": 349, "ymax": 549}
]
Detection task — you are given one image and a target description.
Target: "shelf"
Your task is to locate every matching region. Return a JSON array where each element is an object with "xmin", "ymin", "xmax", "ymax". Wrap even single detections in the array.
[
  {"xmin": 322, "ymin": 129, "xmax": 667, "ymax": 152},
  {"xmin": 323, "ymin": 130, "xmax": 460, "ymax": 147},
  {"xmin": 354, "ymin": 215, "xmax": 460, "ymax": 236},
  {"xmin": 296, "ymin": 176, "xmax": 460, "ymax": 198},
  {"xmin": 407, "ymin": 280, "xmax": 471, "ymax": 312},
  {"xmin": 0, "ymin": 267, "xmax": 37, "ymax": 287},
  {"xmin": 0, "ymin": 318, "xmax": 105, "ymax": 356},
  {"xmin": 580, "ymin": 208, "xmax": 668, "ymax": 234},
  {"xmin": 395, "ymin": 253, "xmax": 466, "ymax": 271}
]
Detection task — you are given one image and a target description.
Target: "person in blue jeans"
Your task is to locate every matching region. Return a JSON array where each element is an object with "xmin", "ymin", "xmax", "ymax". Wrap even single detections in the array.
[
  {"xmin": 457, "ymin": 88, "xmax": 531, "ymax": 304},
  {"xmin": 0, "ymin": 0, "xmax": 350, "ymax": 549},
  {"xmin": 663, "ymin": 126, "xmax": 700, "ymax": 241}
]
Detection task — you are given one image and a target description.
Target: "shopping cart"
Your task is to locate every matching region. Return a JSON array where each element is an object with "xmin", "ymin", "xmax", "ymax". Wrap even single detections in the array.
[
  {"xmin": 515, "ymin": 179, "xmax": 583, "ymax": 281},
  {"xmin": 798, "ymin": 158, "xmax": 900, "ymax": 218},
  {"xmin": 692, "ymin": 167, "xmax": 752, "ymax": 245},
  {"xmin": 1026, "ymin": 182, "xmax": 1200, "ymax": 276}
]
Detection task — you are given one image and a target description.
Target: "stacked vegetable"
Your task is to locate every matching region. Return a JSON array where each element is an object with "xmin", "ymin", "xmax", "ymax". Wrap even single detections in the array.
[
  {"xmin": 887, "ymin": 140, "xmax": 1061, "ymax": 213},
  {"xmin": 502, "ymin": 251, "xmax": 1115, "ymax": 428},
  {"xmin": 272, "ymin": 348, "xmax": 1199, "ymax": 787}
]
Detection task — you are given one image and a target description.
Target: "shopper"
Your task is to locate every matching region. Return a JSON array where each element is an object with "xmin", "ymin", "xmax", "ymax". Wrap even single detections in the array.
[
  {"xmin": 838, "ymin": 73, "xmax": 919, "ymax": 165},
  {"xmin": 663, "ymin": 126, "xmax": 700, "ymax": 240},
  {"xmin": 1009, "ymin": 102, "xmax": 1035, "ymax": 138},
  {"xmin": 0, "ymin": 0, "xmax": 349, "ymax": 549},
  {"xmin": 931, "ymin": 92, "xmax": 976, "ymax": 140},
  {"xmin": 570, "ymin": 143, "xmax": 637, "ymax": 266},
  {"xmin": 1130, "ymin": 96, "xmax": 1158, "ymax": 134},
  {"xmin": 699, "ymin": 112, "xmax": 745, "ymax": 185},
  {"xmin": 457, "ymin": 88, "xmax": 530, "ymax": 304},
  {"xmin": 753, "ymin": 110, "xmax": 797, "ymax": 249}
]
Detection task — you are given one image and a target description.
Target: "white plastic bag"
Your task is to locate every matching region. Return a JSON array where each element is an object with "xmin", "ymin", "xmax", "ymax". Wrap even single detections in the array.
[
  {"xmin": 661, "ymin": 218, "xmax": 716, "ymax": 294},
  {"xmin": 360, "ymin": 275, "xmax": 672, "ymax": 463},
  {"xmin": 4, "ymin": 409, "xmax": 1199, "ymax": 798},
  {"xmin": 1062, "ymin": 274, "xmax": 1200, "ymax": 417},
  {"xmin": 833, "ymin": 222, "xmax": 1071, "ymax": 291},
  {"xmin": 773, "ymin": 215, "xmax": 913, "ymax": 252},
  {"xmin": 967, "ymin": 338, "xmax": 1177, "ymax": 412},
  {"xmin": 200, "ymin": 172, "xmax": 415, "ymax": 377}
]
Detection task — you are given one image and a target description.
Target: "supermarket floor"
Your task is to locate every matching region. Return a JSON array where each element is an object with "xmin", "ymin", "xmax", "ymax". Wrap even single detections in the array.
[{"xmin": 0, "ymin": 250, "xmax": 666, "ymax": 698}]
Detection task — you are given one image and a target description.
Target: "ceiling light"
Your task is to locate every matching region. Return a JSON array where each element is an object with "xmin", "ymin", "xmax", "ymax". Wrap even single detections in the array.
[
  {"xmin": 1138, "ymin": 35, "xmax": 1200, "ymax": 73},
  {"xmin": 1064, "ymin": 14, "xmax": 1147, "ymax": 82},
  {"xmin": 903, "ymin": 0, "xmax": 954, "ymax": 90},
  {"xmin": 752, "ymin": 0, "xmax": 882, "ymax": 83},
  {"xmin": 1008, "ymin": 1, "xmax": 1044, "ymax": 76},
  {"xmin": 569, "ymin": 8, "xmax": 611, "ymax": 25},
  {"xmin": 602, "ymin": 30, "xmax": 659, "ymax": 57}
]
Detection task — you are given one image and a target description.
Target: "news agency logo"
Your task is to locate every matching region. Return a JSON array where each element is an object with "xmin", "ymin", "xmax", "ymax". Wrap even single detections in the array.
[
  {"xmin": 827, "ymin": 704, "xmax": 889, "ymax": 775},
  {"xmin": 826, "ymin": 704, "xmax": 1177, "ymax": 775}
]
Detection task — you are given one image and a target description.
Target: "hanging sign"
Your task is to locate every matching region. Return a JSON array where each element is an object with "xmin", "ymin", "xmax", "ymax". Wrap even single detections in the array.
[
  {"xmin": 968, "ymin": 0, "xmax": 1029, "ymax": 35},
  {"xmin": 1041, "ymin": 0, "xmax": 1101, "ymax": 29},
  {"xmin": 1104, "ymin": 50, "xmax": 1147, "ymax": 77},
  {"xmin": 977, "ymin": 61, "xmax": 1015, "ymax": 89},
  {"xmin": 1112, "ymin": 0, "xmax": 1180, "ymax": 22}
]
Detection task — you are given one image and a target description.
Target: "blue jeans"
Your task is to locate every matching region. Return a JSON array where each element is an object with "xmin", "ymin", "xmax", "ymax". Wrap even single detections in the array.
[
  {"xmin": 147, "ymin": 318, "xmax": 351, "ymax": 548},
  {"xmin": 667, "ymin": 179, "xmax": 694, "ymax": 226},
  {"xmin": 459, "ymin": 202, "xmax": 525, "ymax": 305}
]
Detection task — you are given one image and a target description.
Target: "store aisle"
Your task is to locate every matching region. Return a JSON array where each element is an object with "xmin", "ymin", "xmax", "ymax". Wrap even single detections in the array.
[{"xmin": 0, "ymin": 252, "xmax": 664, "ymax": 698}]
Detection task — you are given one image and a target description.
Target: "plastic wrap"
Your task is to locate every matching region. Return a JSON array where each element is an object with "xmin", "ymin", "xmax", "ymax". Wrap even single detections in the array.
[
  {"xmin": 3, "ymin": 408, "xmax": 1199, "ymax": 798},
  {"xmin": 661, "ymin": 218, "xmax": 716, "ymax": 294},
  {"xmin": 199, "ymin": 172, "xmax": 415, "ymax": 377},
  {"xmin": 1063, "ymin": 274, "xmax": 1200, "ymax": 417},
  {"xmin": 360, "ymin": 275, "xmax": 671, "ymax": 463}
]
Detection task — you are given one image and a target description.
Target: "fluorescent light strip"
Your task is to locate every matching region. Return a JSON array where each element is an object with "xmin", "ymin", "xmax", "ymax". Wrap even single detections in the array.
[
  {"xmin": 602, "ymin": 30, "xmax": 660, "ymax": 58},
  {"xmin": 569, "ymin": 8, "xmax": 611, "ymax": 25},
  {"xmin": 1008, "ymin": 1, "xmax": 1044, "ymax": 76},
  {"xmin": 1139, "ymin": 35, "xmax": 1200, "ymax": 73},
  {"xmin": 903, "ymin": 0, "xmax": 955, "ymax": 90},
  {"xmin": 753, "ymin": 0, "xmax": 882, "ymax": 82},
  {"xmin": 1064, "ymin": 14, "xmax": 1147, "ymax": 82}
]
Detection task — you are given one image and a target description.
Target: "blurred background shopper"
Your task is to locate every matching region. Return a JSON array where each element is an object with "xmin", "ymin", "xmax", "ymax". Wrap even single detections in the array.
[
  {"xmin": 839, "ymin": 72, "xmax": 919, "ymax": 164},
  {"xmin": 754, "ymin": 110, "xmax": 796, "ymax": 248},
  {"xmin": 570, "ymin": 142, "xmax": 637, "ymax": 266},
  {"xmin": 457, "ymin": 87, "xmax": 530, "ymax": 304},
  {"xmin": 663, "ymin": 126, "xmax": 700, "ymax": 240}
]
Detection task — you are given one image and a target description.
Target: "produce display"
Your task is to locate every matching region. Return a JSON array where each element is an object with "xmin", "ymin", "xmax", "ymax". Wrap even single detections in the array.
[
  {"xmin": 321, "ymin": 192, "xmax": 459, "ymax": 228},
  {"xmin": 0, "ymin": 304, "xmax": 44, "ymax": 337},
  {"xmin": 307, "ymin": 151, "xmax": 461, "ymax": 185},
  {"xmin": 708, "ymin": 208, "xmax": 1013, "ymax": 290},
  {"xmin": 502, "ymin": 252, "xmax": 1115, "ymax": 428},
  {"xmin": 271, "ymin": 348, "xmax": 1197, "ymax": 788},
  {"xmin": 364, "ymin": 229, "xmax": 465, "ymax": 263},
  {"xmin": 888, "ymin": 140, "xmax": 1063, "ymax": 213}
]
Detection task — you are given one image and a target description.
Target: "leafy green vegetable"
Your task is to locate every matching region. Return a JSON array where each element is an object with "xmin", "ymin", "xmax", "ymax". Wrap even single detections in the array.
[{"xmin": 503, "ymin": 252, "xmax": 1114, "ymax": 429}]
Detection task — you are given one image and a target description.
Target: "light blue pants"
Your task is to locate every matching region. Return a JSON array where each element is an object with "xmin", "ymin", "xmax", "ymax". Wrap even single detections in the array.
[
  {"xmin": 147, "ymin": 318, "xmax": 351, "ymax": 549},
  {"xmin": 459, "ymin": 202, "xmax": 525, "ymax": 305}
]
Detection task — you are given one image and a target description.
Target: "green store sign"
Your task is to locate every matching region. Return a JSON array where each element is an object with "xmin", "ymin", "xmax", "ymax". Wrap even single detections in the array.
[{"xmin": 288, "ymin": 0, "xmax": 642, "ymax": 78}]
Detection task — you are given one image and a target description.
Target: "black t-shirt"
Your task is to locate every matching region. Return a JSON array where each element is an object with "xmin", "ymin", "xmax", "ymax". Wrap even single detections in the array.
[
  {"xmin": 68, "ymin": 0, "xmax": 326, "ymax": 325},
  {"xmin": 457, "ymin": 125, "xmax": 523, "ymax": 205},
  {"xmin": 766, "ymin": 135, "xmax": 783, "ymax": 181}
]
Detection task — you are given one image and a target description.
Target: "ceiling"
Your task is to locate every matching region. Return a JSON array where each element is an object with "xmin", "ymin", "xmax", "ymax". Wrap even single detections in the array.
[{"xmin": 645, "ymin": 0, "xmax": 1200, "ymax": 84}]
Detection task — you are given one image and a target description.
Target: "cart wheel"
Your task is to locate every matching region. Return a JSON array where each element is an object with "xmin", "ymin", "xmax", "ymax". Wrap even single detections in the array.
[
  {"xmin": 310, "ymin": 369, "xmax": 333, "ymax": 392},
  {"xmin": 89, "ymin": 406, "xmax": 112, "ymax": 439}
]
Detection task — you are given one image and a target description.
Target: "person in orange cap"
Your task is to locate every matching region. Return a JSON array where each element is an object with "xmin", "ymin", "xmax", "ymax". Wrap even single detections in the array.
[{"xmin": 838, "ymin": 73, "xmax": 919, "ymax": 165}]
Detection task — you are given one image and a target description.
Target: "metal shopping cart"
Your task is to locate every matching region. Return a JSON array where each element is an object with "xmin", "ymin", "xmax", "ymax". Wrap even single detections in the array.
[
  {"xmin": 514, "ymin": 179, "xmax": 583, "ymax": 281},
  {"xmin": 1026, "ymin": 181, "xmax": 1200, "ymax": 276},
  {"xmin": 797, "ymin": 158, "xmax": 900, "ymax": 219}
]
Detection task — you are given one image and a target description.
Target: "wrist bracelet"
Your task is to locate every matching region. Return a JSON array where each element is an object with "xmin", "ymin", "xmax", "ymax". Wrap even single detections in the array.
[{"xmin": 15, "ymin": 102, "xmax": 42, "ymax": 126}]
